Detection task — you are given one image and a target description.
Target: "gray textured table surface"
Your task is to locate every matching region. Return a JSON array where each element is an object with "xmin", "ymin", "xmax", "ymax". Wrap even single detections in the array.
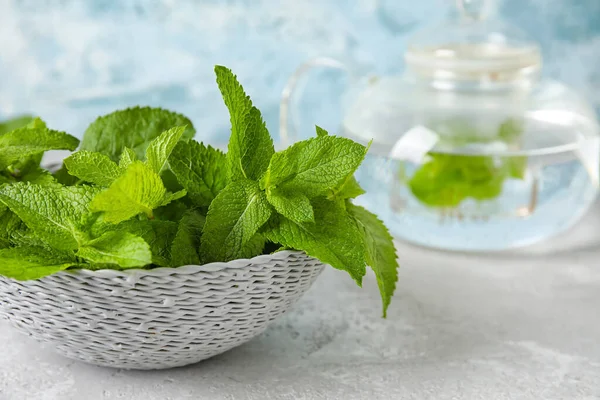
[{"xmin": 2, "ymin": 201, "xmax": 600, "ymax": 400}]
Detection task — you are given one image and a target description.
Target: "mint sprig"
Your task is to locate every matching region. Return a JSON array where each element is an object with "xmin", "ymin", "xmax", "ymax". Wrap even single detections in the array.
[
  {"xmin": 0, "ymin": 66, "xmax": 400, "ymax": 317},
  {"xmin": 215, "ymin": 66, "xmax": 274, "ymax": 182},
  {"xmin": 168, "ymin": 140, "xmax": 228, "ymax": 207},
  {"xmin": 80, "ymin": 106, "xmax": 195, "ymax": 161},
  {"xmin": 407, "ymin": 118, "xmax": 526, "ymax": 207},
  {"xmin": 201, "ymin": 179, "xmax": 272, "ymax": 263}
]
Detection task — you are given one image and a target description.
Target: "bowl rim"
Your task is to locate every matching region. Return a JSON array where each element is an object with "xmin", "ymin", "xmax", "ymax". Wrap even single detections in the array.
[{"xmin": 57, "ymin": 250, "xmax": 310, "ymax": 280}]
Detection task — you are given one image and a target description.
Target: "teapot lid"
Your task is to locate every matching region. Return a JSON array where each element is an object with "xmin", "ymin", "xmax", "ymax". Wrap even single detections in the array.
[
  {"xmin": 404, "ymin": 0, "xmax": 542, "ymax": 87},
  {"xmin": 341, "ymin": 0, "xmax": 545, "ymax": 150}
]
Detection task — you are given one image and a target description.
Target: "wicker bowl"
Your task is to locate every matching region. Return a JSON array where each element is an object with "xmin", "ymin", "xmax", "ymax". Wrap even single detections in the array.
[{"xmin": 0, "ymin": 251, "xmax": 324, "ymax": 370}]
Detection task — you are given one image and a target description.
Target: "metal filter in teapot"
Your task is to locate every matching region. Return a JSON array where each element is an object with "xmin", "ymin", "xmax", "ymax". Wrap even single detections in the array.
[{"xmin": 280, "ymin": 0, "xmax": 600, "ymax": 251}]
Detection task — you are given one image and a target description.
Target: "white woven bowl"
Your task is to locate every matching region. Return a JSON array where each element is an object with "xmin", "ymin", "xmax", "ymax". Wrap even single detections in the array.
[{"xmin": 0, "ymin": 250, "xmax": 324, "ymax": 370}]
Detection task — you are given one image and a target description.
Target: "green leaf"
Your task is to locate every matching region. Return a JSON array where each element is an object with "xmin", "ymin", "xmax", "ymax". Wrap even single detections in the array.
[
  {"xmin": 2, "ymin": 129, "xmax": 50, "ymax": 183},
  {"xmin": 7, "ymin": 150, "xmax": 42, "ymax": 172},
  {"xmin": 170, "ymin": 211, "xmax": 205, "ymax": 266},
  {"xmin": 53, "ymin": 165, "xmax": 80, "ymax": 186},
  {"xmin": 229, "ymin": 107, "xmax": 274, "ymax": 181},
  {"xmin": 168, "ymin": 140, "xmax": 228, "ymax": 207},
  {"xmin": 0, "ymin": 183, "xmax": 98, "ymax": 251},
  {"xmin": 145, "ymin": 126, "xmax": 186, "ymax": 173},
  {"xmin": 80, "ymin": 107, "xmax": 195, "ymax": 161},
  {"xmin": 145, "ymin": 220, "xmax": 178, "ymax": 267},
  {"xmin": 315, "ymin": 125, "xmax": 328, "ymax": 137},
  {"xmin": 262, "ymin": 198, "xmax": 366, "ymax": 285},
  {"xmin": 1, "ymin": 158, "xmax": 55, "ymax": 185},
  {"xmin": 19, "ymin": 167, "xmax": 55, "ymax": 185},
  {"xmin": 8, "ymin": 226, "xmax": 47, "ymax": 249},
  {"xmin": 0, "ymin": 205, "xmax": 46, "ymax": 249},
  {"xmin": 215, "ymin": 66, "xmax": 252, "ymax": 145},
  {"xmin": 214, "ymin": 66, "xmax": 274, "ymax": 181},
  {"xmin": 498, "ymin": 118, "xmax": 524, "ymax": 144},
  {"xmin": 91, "ymin": 161, "xmax": 171, "ymax": 224},
  {"xmin": 328, "ymin": 175, "xmax": 365, "ymax": 201},
  {"xmin": 160, "ymin": 168, "xmax": 185, "ymax": 193},
  {"xmin": 0, "ymin": 125, "xmax": 80, "ymax": 169},
  {"xmin": 64, "ymin": 151, "xmax": 124, "ymax": 187},
  {"xmin": 92, "ymin": 217, "xmax": 178, "ymax": 267},
  {"xmin": 508, "ymin": 156, "xmax": 527, "ymax": 179},
  {"xmin": 119, "ymin": 147, "xmax": 137, "ymax": 169},
  {"xmin": 0, "ymin": 246, "xmax": 81, "ymax": 281},
  {"xmin": 0, "ymin": 115, "xmax": 34, "ymax": 135},
  {"xmin": 200, "ymin": 179, "xmax": 272, "ymax": 262},
  {"xmin": 242, "ymin": 234, "xmax": 267, "ymax": 259},
  {"xmin": 408, "ymin": 154, "xmax": 506, "ymax": 207},
  {"xmin": 347, "ymin": 203, "xmax": 398, "ymax": 318},
  {"xmin": 153, "ymin": 199, "xmax": 190, "ymax": 222},
  {"xmin": 159, "ymin": 189, "xmax": 187, "ymax": 207},
  {"xmin": 77, "ymin": 231, "xmax": 152, "ymax": 268},
  {"xmin": 25, "ymin": 117, "xmax": 48, "ymax": 130},
  {"xmin": 266, "ymin": 187, "xmax": 314, "ymax": 223},
  {"xmin": 407, "ymin": 118, "xmax": 526, "ymax": 208},
  {"xmin": 261, "ymin": 135, "xmax": 368, "ymax": 198},
  {"xmin": 0, "ymin": 206, "xmax": 23, "ymax": 248}
]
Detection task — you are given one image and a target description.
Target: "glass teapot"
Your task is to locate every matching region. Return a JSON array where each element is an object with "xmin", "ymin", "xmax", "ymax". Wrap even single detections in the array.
[{"xmin": 280, "ymin": 0, "xmax": 600, "ymax": 251}]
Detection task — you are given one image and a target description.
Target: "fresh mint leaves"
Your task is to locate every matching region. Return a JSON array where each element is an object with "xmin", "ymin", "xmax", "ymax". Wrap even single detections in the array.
[
  {"xmin": 407, "ymin": 118, "xmax": 526, "ymax": 207},
  {"xmin": 119, "ymin": 147, "xmax": 138, "ymax": 169},
  {"xmin": 0, "ymin": 246, "xmax": 82, "ymax": 281},
  {"xmin": 0, "ymin": 120, "xmax": 79, "ymax": 170},
  {"xmin": 347, "ymin": 203, "xmax": 398, "ymax": 318},
  {"xmin": 90, "ymin": 161, "xmax": 179, "ymax": 223},
  {"xmin": 64, "ymin": 151, "xmax": 123, "ymax": 187},
  {"xmin": 170, "ymin": 210, "xmax": 205, "ymax": 266},
  {"xmin": 0, "ymin": 183, "xmax": 98, "ymax": 251},
  {"xmin": 168, "ymin": 140, "xmax": 228, "ymax": 207},
  {"xmin": 0, "ymin": 115, "xmax": 34, "ymax": 135},
  {"xmin": 266, "ymin": 187, "xmax": 314, "ymax": 223},
  {"xmin": 145, "ymin": 126, "xmax": 187, "ymax": 174},
  {"xmin": 262, "ymin": 198, "xmax": 367, "ymax": 285},
  {"xmin": 200, "ymin": 179, "xmax": 272, "ymax": 262},
  {"xmin": 76, "ymin": 231, "xmax": 152, "ymax": 268},
  {"xmin": 214, "ymin": 66, "xmax": 274, "ymax": 182},
  {"xmin": 80, "ymin": 107, "xmax": 195, "ymax": 161},
  {"xmin": 260, "ymin": 135, "xmax": 368, "ymax": 198},
  {"xmin": 0, "ymin": 116, "xmax": 79, "ymax": 188},
  {"xmin": 0, "ymin": 65, "xmax": 400, "ymax": 317}
]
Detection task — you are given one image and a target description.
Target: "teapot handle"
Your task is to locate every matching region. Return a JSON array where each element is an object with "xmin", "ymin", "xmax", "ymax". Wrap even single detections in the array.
[{"xmin": 279, "ymin": 57, "xmax": 348, "ymax": 146}]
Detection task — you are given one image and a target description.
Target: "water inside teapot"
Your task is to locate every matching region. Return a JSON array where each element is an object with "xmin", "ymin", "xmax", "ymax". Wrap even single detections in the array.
[{"xmin": 344, "ymin": 113, "xmax": 599, "ymax": 251}]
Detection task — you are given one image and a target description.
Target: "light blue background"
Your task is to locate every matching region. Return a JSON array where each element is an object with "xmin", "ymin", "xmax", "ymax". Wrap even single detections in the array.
[{"xmin": 0, "ymin": 0, "xmax": 598, "ymax": 144}]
